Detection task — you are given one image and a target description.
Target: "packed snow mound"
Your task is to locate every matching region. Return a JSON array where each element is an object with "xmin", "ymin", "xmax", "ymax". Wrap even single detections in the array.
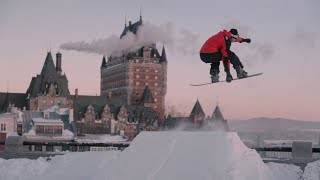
[
  {"xmin": 105, "ymin": 131, "xmax": 275, "ymax": 180},
  {"xmin": 0, "ymin": 151, "xmax": 120, "ymax": 180},
  {"xmin": 0, "ymin": 131, "xmax": 306, "ymax": 180},
  {"xmin": 303, "ymin": 159, "xmax": 320, "ymax": 180}
]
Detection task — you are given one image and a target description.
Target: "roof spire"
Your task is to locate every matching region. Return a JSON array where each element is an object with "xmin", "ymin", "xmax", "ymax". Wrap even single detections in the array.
[
  {"xmin": 217, "ymin": 96, "xmax": 219, "ymax": 106},
  {"xmin": 6, "ymin": 80, "xmax": 9, "ymax": 93},
  {"xmin": 140, "ymin": 5, "xmax": 142, "ymax": 22},
  {"xmin": 125, "ymin": 12, "xmax": 127, "ymax": 28},
  {"xmin": 160, "ymin": 45, "xmax": 167, "ymax": 62},
  {"xmin": 190, "ymin": 99, "xmax": 205, "ymax": 117},
  {"xmin": 101, "ymin": 56, "xmax": 107, "ymax": 68}
]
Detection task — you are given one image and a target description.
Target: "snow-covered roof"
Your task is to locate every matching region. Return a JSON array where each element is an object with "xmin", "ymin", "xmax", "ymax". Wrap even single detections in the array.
[
  {"xmin": 32, "ymin": 118, "xmax": 63, "ymax": 124},
  {"xmin": 75, "ymin": 134, "xmax": 127, "ymax": 143},
  {"xmin": 24, "ymin": 129, "xmax": 74, "ymax": 141},
  {"xmin": 0, "ymin": 112, "xmax": 16, "ymax": 119}
]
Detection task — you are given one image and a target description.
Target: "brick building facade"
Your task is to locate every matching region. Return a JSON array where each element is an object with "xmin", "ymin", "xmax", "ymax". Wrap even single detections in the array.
[{"xmin": 100, "ymin": 16, "xmax": 167, "ymax": 121}]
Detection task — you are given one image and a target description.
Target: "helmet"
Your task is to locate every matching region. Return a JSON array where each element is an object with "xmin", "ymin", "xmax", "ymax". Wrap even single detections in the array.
[{"xmin": 230, "ymin": 29, "xmax": 239, "ymax": 39}]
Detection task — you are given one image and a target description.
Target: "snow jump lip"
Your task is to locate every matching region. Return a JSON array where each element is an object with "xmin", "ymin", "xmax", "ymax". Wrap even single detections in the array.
[{"xmin": 190, "ymin": 72, "xmax": 263, "ymax": 86}]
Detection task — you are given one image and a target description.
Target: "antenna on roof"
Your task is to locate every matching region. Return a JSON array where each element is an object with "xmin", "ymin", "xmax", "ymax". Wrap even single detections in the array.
[{"xmin": 49, "ymin": 40, "xmax": 52, "ymax": 52}]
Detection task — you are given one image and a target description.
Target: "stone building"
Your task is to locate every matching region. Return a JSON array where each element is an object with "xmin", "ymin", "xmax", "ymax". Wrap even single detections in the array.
[
  {"xmin": 100, "ymin": 15, "xmax": 167, "ymax": 121},
  {"xmin": 0, "ymin": 51, "xmax": 72, "ymax": 112},
  {"xmin": 26, "ymin": 52, "xmax": 73, "ymax": 111},
  {"xmin": 73, "ymin": 86, "xmax": 159, "ymax": 141}
]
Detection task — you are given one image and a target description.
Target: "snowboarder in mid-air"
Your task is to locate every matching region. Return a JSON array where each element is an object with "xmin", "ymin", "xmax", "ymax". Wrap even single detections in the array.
[{"xmin": 200, "ymin": 28, "xmax": 251, "ymax": 83}]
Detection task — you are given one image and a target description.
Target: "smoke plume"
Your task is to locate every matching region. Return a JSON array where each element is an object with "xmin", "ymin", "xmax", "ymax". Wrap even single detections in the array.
[
  {"xmin": 291, "ymin": 27, "xmax": 317, "ymax": 49},
  {"xmin": 60, "ymin": 21, "xmax": 200, "ymax": 57},
  {"xmin": 222, "ymin": 20, "xmax": 276, "ymax": 66}
]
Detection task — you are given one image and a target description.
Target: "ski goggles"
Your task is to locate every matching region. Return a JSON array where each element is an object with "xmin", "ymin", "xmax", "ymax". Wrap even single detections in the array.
[{"xmin": 231, "ymin": 34, "xmax": 239, "ymax": 39}]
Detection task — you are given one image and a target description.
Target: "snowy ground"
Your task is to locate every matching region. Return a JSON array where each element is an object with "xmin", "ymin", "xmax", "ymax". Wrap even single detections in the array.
[{"xmin": 0, "ymin": 131, "xmax": 319, "ymax": 180}]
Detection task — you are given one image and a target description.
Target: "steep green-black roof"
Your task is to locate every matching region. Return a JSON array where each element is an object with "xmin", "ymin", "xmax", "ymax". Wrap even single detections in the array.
[
  {"xmin": 139, "ymin": 86, "xmax": 155, "ymax": 104},
  {"xmin": 211, "ymin": 105, "xmax": 224, "ymax": 119},
  {"xmin": 190, "ymin": 100, "xmax": 205, "ymax": 117}
]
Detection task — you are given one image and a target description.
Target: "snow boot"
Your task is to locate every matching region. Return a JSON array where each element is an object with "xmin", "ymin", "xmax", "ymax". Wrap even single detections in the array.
[
  {"xmin": 235, "ymin": 66, "xmax": 248, "ymax": 79},
  {"xmin": 210, "ymin": 69, "xmax": 219, "ymax": 83},
  {"xmin": 226, "ymin": 72, "xmax": 233, "ymax": 83}
]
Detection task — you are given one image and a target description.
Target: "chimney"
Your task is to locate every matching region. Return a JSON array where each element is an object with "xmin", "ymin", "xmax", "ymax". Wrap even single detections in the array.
[
  {"xmin": 75, "ymin": 88, "xmax": 78, "ymax": 99},
  {"xmin": 56, "ymin": 52, "xmax": 62, "ymax": 75},
  {"xmin": 108, "ymin": 91, "xmax": 112, "ymax": 101},
  {"xmin": 129, "ymin": 21, "xmax": 132, "ymax": 27}
]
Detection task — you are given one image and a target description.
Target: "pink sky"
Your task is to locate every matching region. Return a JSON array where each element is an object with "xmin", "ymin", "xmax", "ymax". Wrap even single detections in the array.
[{"xmin": 0, "ymin": 0, "xmax": 319, "ymax": 121}]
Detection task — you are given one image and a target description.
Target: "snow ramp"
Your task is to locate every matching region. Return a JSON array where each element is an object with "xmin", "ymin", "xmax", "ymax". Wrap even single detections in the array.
[{"xmin": 105, "ymin": 131, "xmax": 277, "ymax": 180}]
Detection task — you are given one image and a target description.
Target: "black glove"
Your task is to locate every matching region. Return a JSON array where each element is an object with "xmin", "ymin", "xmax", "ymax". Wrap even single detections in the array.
[
  {"xmin": 242, "ymin": 38, "xmax": 251, "ymax": 43},
  {"xmin": 226, "ymin": 72, "xmax": 233, "ymax": 83}
]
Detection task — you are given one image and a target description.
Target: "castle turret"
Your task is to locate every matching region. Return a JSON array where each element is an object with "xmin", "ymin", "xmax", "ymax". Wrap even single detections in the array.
[
  {"xmin": 101, "ymin": 56, "xmax": 107, "ymax": 69},
  {"xmin": 160, "ymin": 46, "xmax": 167, "ymax": 62}
]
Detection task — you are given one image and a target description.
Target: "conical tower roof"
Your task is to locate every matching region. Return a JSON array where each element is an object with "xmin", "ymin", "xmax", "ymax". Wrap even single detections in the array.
[
  {"xmin": 139, "ymin": 85, "xmax": 155, "ymax": 104},
  {"xmin": 190, "ymin": 100, "xmax": 205, "ymax": 117},
  {"xmin": 40, "ymin": 52, "xmax": 57, "ymax": 77},
  {"xmin": 211, "ymin": 105, "xmax": 224, "ymax": 120},
  {"xmin": 160, "ymin": 46, "xmax": 167, "ymax": 62},
  {"xmin": 101, "ymin": 56, "xmax": 107, "ymax": 68}
]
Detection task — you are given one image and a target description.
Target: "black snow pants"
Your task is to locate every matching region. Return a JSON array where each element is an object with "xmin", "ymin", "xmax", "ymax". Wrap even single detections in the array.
[{"xmin": 200, "ymin": 50, "xmax": 244, "ymax": 74}]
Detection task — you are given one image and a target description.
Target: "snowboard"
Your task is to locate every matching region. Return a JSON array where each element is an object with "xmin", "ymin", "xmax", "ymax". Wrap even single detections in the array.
[{"xmin": 190, "ymin": 72, "xmax": 263, "ymax": 86}]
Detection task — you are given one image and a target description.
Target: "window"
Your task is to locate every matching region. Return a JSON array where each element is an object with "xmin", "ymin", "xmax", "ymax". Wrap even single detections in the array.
[
  {"xmin": 45, "ymin": 126, "xmax": 54, "ymax": 134},
  {"xmin": 62, "ymin": 145, "xmax": 69, "ymax": 151},
  {"xmin": 44, "ymin": 113, "xmax": 49, "ymax": 119},
  {"xmin": 154, "ymin": 92, "xmax": 158, "ymax": 95},
  {"xmin": 155, "ymin": 83, "xmax": 158, "ymax": 87},
  {"xmin": 36, "ymin": 125, "xmax": 44, "ymax": 134},
  {"xmin": 155, "ymin": 76, "xmax": 158, "ymax": 80},
  {"xmin": 136, "ymin": 81, "xmax": 140, "ymax": 86},
  {"xmin": 46, "ymin": 145, "xmax": 53, "ymax": 152},
  {"xmin": 17, "ymin": 124, "xmax": 22, "ymax": 135},
  {"xmin": 146, "ymin": 75, "xmax": 149, "ymax": 79},
  {"xmin": 155, "ymin": 98, "xmax": 157, "ymax": 102},
  {"xmin": 136, "ymin": 75, "xmax": 140, "ymax": 78},
  {"xmin": 0, "ymin": 124, "xmax": 6, "ymax": 131},
  {"xmin": 35, "ymin": 145, "xmax": 42, "ymax": 152},
  {"xmin": 155, "ymin": 69, "xmax": 158, "ymax": 73},
  {"xmin": 54, "ymin": 126, "xmax": 62, "ymax": 135},
  {"xmin": 136, "ymin": 68, "xmax": 140, "ymax": 72}
]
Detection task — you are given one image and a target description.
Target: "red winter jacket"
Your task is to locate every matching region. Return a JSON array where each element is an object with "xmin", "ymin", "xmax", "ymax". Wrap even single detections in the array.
[{"xmin": 200, "ymin": 30, "xmax": 243, "ymax": 58}]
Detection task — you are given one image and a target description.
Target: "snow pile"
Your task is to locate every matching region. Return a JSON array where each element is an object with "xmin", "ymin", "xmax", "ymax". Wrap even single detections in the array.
[
  {"xmin": 267, "ymin": 162, "xmax": 302, "ymax": 179},
  {"xmin": 0, "ymin": 152, "xmax": 120, "ymax": 180},
  {"xmin": 24, "ymin": 129, "xmax": 36, "ymax": 135},
  {"xmin": 105, "ymin": 131, "xmax": 275, "ymax": 180},
  {"xmin": 303, "ymin": 160, "xmax": 320, "ymax": 180},
  {"xmin": 0, "ymin": 131, "xmax": 309, "ymax": 180},
  {"xmin": 62, "ymin": 129, "xmax": 74, "ymax": 137},
  {"xmin": 0, "ymin": 157, "xmax": 49, "ymax": 180}
]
